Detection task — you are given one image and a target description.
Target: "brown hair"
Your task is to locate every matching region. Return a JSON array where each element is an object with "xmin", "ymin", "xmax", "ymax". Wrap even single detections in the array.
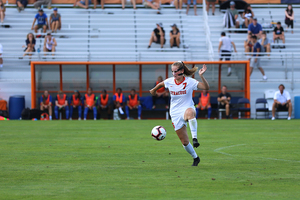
[{"xmin": 172, "ymin": 61, "xmax": 198, "ymax": 77}]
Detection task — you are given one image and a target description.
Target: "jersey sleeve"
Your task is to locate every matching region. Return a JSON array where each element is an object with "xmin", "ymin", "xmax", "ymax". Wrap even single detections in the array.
[
  {"xmin": 286, "ymin": 91, "xmax": 291, "ymax": 101},
  {"xmin": 273, "ymin": 92, "xmax": 277, "ymax": 100},
  {"xmin": 191, "ymin": 78, "xmax": 199, "ymax": 90},
  {"xmin": 163, "ymin": 78, "xmax": 170, "ymax": 89}
]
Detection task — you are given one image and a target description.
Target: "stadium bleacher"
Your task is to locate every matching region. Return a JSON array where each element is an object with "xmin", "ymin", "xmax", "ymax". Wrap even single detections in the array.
[{"xmin": 0, "ymin": 2, "xmax": 300, "ymax": 118}]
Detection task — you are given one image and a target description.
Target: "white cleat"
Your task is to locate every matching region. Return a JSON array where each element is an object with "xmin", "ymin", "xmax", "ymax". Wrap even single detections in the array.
[
  {"xmin": 271, "ymin": 117, "xmax": 275, "ymax": 120},
  {"xmin": 287, "ymin": 117, "xmax": 291, "ymax": 120},
  {"xmin": 78, "ymin": 117, "xmax": 81, "ymax": 120}
]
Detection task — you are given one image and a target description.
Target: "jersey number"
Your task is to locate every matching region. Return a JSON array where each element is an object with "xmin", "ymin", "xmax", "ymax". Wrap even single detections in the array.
[{"xmin": 183, "ymin": 83, "xmax": 187, "ymax": 89}]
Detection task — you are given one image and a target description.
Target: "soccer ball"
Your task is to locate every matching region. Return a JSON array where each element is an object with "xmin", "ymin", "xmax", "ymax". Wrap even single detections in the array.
[{"xmin": 151, "ymin": 126, "xmax": 167, "ymax": 141}]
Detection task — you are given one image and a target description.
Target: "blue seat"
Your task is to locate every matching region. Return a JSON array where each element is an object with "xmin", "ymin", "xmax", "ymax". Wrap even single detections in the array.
[
  {"xmin": 237, "ymin": 98, "xmax": 251, "ymax": 118},
  {"xmin": 255, "ymin": 98, "xmax": 269, "ymax": 119}
]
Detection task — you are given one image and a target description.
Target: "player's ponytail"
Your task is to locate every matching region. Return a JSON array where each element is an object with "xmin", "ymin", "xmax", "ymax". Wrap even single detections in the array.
[{"xmin": 172, "ymin": 61, "xmax": 198, "ymax": 77}]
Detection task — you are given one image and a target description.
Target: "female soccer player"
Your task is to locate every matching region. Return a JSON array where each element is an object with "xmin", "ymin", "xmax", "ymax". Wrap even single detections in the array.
[{"xmin": 150, "ymin": 61, "xmax": 209, "ymax": 166}]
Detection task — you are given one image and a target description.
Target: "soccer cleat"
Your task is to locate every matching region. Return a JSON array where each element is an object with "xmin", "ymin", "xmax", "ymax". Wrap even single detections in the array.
[
  {"xmin": 192, "ymin": 157, "xmax": 200, "ymax": 166},
  {"xmin": 271, "ymin": 117, "xmax": 275, "ymax": 120},
  {"xmin": 287, "ymin": 117, "xmax": 291, "ymax": 120},
  {"xmin": 193, "ymin": 138, "xmax": 200, "ymax": 148}
]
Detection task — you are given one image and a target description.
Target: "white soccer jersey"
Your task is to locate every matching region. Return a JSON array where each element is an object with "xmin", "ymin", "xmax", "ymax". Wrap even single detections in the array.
[{"xmin": 164, "ymin": 76, "xmax": 199, "ymax": 117}]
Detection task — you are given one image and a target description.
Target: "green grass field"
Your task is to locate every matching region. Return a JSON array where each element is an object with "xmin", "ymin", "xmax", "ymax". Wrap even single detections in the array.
[{"xmin": 0, "ymin": 120, "xmax": 299, "ymax": 200}]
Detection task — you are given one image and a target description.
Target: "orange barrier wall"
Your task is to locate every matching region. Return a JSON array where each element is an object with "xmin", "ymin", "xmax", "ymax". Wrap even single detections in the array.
[{"xmin": 8, "ymin": 0, "xmax": 281, "ymax": 5}]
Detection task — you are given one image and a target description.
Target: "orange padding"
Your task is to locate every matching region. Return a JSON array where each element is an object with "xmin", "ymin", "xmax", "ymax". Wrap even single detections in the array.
[{"xmin": 0, "ymin": 100, "xmax": 7, "ymax": 111}]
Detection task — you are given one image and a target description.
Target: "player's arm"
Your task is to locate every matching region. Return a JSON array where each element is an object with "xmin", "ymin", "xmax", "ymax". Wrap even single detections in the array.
[
  {"xmin": 218, "ymin": 41, "xmax": 222, "ymax": 53},
  {"xmin": 150, "ymin": 82, "xmax": 165, "ymax": 96},
  {"xmin": 197, "ymin": 64, "xmax": 209, "ymax": 90}
]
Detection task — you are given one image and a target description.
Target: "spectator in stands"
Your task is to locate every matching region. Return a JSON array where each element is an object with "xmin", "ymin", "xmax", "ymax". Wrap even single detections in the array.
[
  {"xmin": 218, "ymin": 32, "xmax": 237, "ymax": 76},
  {"xmin": 242, "ymin": 4, "xmax": 254, "ymax": 28},
  {"xmin": 152, "ymin": 76, "xmax": 169, "ymax": 109},
  {"xmin": 32, "ymin": 9, "xmax": 48, "ymax": 34},
  {"xmin": 50, "ymin": 8, "xmax": 61, "ymax": 33},
  {"xmin": 272, "ymin": 84, "xmax": 292, "ymax": 120},
  {"xmin": 259, "ymin": 31, "xmax": 271, "ymax": 57},
  {"xmin": 285, "ymin": 4, "xmax": 294, "ymax": 34},
  {"xmin": 148, "ymin": 23, "xmax": 166, "ymax": 49},
  {"xmin": 244, "ymin": 33, "xmax": 253, "ymax": 57},
  {"xmin": 94, "ymin": 0, "xmax": 105, "ymax": 9},
  {"xmin": 186, "ymin": 0, "xmax": 197, "ymax": 16},
  {"xmin": 54, "ymin": 91, "xmax": 69, "ymax": 120},
  {"xmin": 113, "ymin": 87, "xmax": 126, "ymax": 119},
  {"xmin": 196, "ymin": 90, "xmax": 211, "ymax": 119},
  {"xmin": 217, "ymin": 85, "xmax": 231, "ymax": 119},
  {"xmin": 40, "ymin": 90, "xmax": 53, "ymax": 120},
  {"xmin": 84, "ymin": 87, "xmax": 97, "ymax": 120},
  {"xmin": 0, "ymin": 0, "xmax": 6, "ymax": 23},
  {"xmin": 98, "ymin": 89, "xmax": 112, "ymax": 119},
  {"xmin": 74, "ymin": 0, "xmax": 94, "ymax": 9},
  {"xmin": 170, "ymin": 24, "xmax": 180, "ymax": 48},
  {"xmin": 174, "ymin": 0, "xmax": 182, "ymax": 10},
  {"xmin": 22, "ymin": 33, "xmax": 36, "ymax": 59},
  {"xmin": 206, "ymin": 0, "xmax": 216, "ymax": 15},
  {"xmin": 273, "ymin": 22, "xmax": 285, "ymax": 48},
  {"xmin": 0, "ymin": 43, "xmax": 2, "ymax": 68},
  {"xmin": 16, "ymin": 0, "xmax": 28, "ymax": 12},
  {"xmin": 43, "ymin": 32, "xmax": 57, "ymax": 57},
  {"xmin": 122, "ymin": 0, "xmax": 136, "ymax": 9},
  {"xmin": 69, "ymin": 90, "xmax": 82, "ymax": 120},
  {"xmin": 125, "ymin": 89, "xmax": 142, "ymax": 120},
  {"xmin": 248, "ymin": 17, "xmax": 262, "ymax": 38},
  {"xmin": 227, "ymin": 1, "xmax": 239, "ymax": 28},
  {"xmin": 34, "ymin": 0, "xmax": 51, "ymax": 9},
  {"xmin": 250, "ymin": 35, "xmax": 267, "ymax": 80},
  {"xmin": 143, "ymin": 0, "xmax": 161, "ymax": 14}
]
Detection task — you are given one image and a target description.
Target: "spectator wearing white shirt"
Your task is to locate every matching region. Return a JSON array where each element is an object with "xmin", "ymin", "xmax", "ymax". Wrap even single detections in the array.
[
  {"xmin": 272, "ymin": 84, "xmax": 292, "ymax": 120},
  {"xmin": 218, "ymin": 32, "xmax": 237, "ymax": 76}
]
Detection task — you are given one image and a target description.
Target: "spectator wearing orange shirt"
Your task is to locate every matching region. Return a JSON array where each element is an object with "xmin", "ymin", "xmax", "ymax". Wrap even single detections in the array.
[
  {"xmin": 196, "ymin": 90, "xmax": 211, "ymax": 119},
  {"xmin": 125, "ymin": 89, "xmax": 142, "ymax": 120},
  {"xmin": 69, "ymin": 90, "xmax": 82, "ymax": 120},
  {"xmin": 98, "ymin": 89, "xmax": 112, "ymax": 119},
  {"xmin": 40, "ymin": 90, "xmax": 52, "ymax": 120},
  {"xmin": 54, "ymin": 91, "xmax": 69, "ymax": 120},
  {"xmin": 152, "ymin": 76, "xmax": 169, "ymax": 109},
  {"xmin": 84, "ymin": 87, "xmax": 97, "ymax": 120}
]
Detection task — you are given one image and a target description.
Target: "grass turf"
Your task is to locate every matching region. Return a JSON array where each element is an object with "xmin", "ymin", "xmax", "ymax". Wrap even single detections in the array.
[{"xmin": 0, "ymin": 120, "xmax": 299, "ymax": 200}]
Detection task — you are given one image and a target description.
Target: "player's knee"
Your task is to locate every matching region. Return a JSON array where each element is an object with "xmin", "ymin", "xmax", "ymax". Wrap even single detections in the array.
[{"xmin": 182, "ymin": 139, "xmax": 189, "ymax": 146}]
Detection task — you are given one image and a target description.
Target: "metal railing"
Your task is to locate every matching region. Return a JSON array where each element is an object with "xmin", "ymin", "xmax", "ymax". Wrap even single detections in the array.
[{"xmin": 202, "ymin": 0, "xmax": 214, "ymax": 61}]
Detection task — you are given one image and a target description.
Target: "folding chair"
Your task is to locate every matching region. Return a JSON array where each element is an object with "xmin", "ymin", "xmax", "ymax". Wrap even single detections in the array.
[
  {"xmin": 237, "ymin": 98, "xmax": 251, "ymax": 119},
  {"xmin": 255, "ymin": 98, "xmax": 269, "ymax": 119}
]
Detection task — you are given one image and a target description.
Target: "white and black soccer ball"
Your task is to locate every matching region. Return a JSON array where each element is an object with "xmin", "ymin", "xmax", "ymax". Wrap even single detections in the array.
[{"xmin": 151, "ymin": 126, "xmax": 167, "ymax": 141}]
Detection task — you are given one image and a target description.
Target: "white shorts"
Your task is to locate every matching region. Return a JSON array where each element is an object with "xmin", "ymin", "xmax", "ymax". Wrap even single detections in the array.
[
  {"xmin": 250, "ymin": 57, "xmax": 261, "ymax": 68},
  {"xmin": 171, "ymin": 107, "xmax": 195, "ymax": 131}
]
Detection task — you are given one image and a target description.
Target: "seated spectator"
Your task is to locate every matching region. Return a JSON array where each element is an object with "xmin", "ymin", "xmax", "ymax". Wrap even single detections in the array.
[
  {"xmin": 218, "ymin": 32, "xmax": 237, "ymax": 76},
  {"xmin": 285, "ymin": 4, "xmax": 294, "ymax": 34},
  {"xmin": 250, "ymin": 35, "xmax": 267, "ymax": 80},
  {"xmin": 69, "ymin": 90, "xmax": 82, "ymax": 120},
  {"xmin": 259, "ymin": 31, "xmax": 271, "ymax": 56},
  {"xmin": 273, "ymin": 22, "xmax": 285, "ymax": 48},
  {"xmin": 196, "ymin": 90, "xmax": 212, "ymax": 119},
  {"xmin": 170, "ymin": 24, "xmax": 180, "ymax": 48},
  {"xmin": 113, "ymin": 87, "xmax": 126, "ymax": 119},
  {"xmin": 84, "ymin": 87, "xmax": 97, "ymax": 120},
  {"xmin": 217, "ymin": 85, "xmax": 231, "ymax": 119},
  {"xmin": 0, "ymin": 0, "xmax": 6, "ymax": 23},
  {"xmin": 43, "ymin": 32, "xmax": 57, "ymax": 57},
  {"xmin": 206, "ymin": 0, "xmax": 216, "ymax": 15},
  {"xmin": 174, "ymin": 0, "xmax": 182, "ymax": 10},
  {"xmin": 186, "ymin": 0, "xmax": 197, "ymax": 16},
  {"xmin": 34, "ymin": 0, "xmax": 51, "ymax": 9},
  {"xmin": 50, "ymin": 8, "xmax": 61, "ymax": 33},
  {"xmin": 152, "ymin": 76, "xmax": 169, "ymax": 109},
  {"xmin": 242, "ymin": 4, "xmax": 254, "ymax": 28},
  {"xmin": 227, "ymin": 1, "xmax": 239, "ymax": 28},
  {"xmin": 125, "ymin": 89, "xmax": 142, "ymax": 120},
  {"xmin": 248, "ymin": 17, "xmax": 262, "ymax": 38},
  {"xmin": 32, "ymin": 9, "xmax": 48, "ymax": 34},
  {"xmin": 94, "ymin": 0, "xmax": 105, "ymax": 9},
  {"xmin": 74, "ymin": 0, "xmax": 93, "ymax": 9},
  {"xmin": 22, "ymin": 33, "xmax": 36, "ymax": 59},
  {"xmin": 244, "ymin": 33, "xmax": 253, "ymax": 56},
  {"xmin": 98, "ymin": 89, "xmax": 112, "ymax": 119},
  {"xmin": 272, "ymin": 84, "xmax": 292, "ymax": 120},
  {"xmin": 54, "ymin": 91, "xmax": 69, "ymax": 120},
  {"xmin": 16, "ymin": 0, "xmax": 28, "ymax": 12},
  {"xmin": 148, "ymin": 23, "xmax": 165, "ymax": 49},
  {"xmin": 143, "ymin": 0, "xmax": 161, "ymax": 14},
  {"xmin": 122, "ymin": 0, "xmax": 136, "ymax": 9},
  {"xmin": 0, "ymin": 43, "xmax": 3, "ymax": 68},
  {"xmin": 40, "ymin": 90, "xmax": 53, "ymax": 120}
]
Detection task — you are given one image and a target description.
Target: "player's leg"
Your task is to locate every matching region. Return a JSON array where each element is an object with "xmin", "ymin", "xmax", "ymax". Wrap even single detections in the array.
[
  {"xmin": 207, "ymin": 105, "xmax": 212, "ymax": 119},
  {"xmin": 93, "ymin": 106, "xmax": 97, "ymax": 120},
  {"xmin": 78, "ymin": 105, "xmax": 82, "ymax": 120},
  {"xmin": 175, "ymin": 125, "xmax": 200, "ymax": 166},
  {"xmin": 195, "ymin": 106, "xmax": 199, "ymax": 119},
  {"xmin": 287, "ymin": 102, "xmax": 292, "ymax": 119},
  {"xmin": 84, "ymin": 107, "xmax": 89, "ymax": 120},
  {"xmin": 137, "ymin": 105, "xmax": 142, "ymax": 119},
  {"xmin": 54, "ymin": 106, "xmax": 59, "ymax": 119},
  {"xmin": 125, "ymin": 105, "xmax": 130, "ymax": 119},
  {"xmin": 69, "ymin": 106, "xmax": 73, "ymax": 119},
  {"xmin": 65, "ymin": 106, "xmax": 69, "ymax": 119},
  {"xmin": 184, "ymin": 107, "xmax": 199, "ymax": 148},
  {"xmin": 271, "ymin": 101, "xmax": 277, "ymax": 120}
]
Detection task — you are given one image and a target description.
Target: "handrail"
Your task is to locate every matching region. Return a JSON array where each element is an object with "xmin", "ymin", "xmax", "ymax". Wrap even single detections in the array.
[{"xmin": 202, "ymin": 0, "xmax": 214, "ymax": 61}]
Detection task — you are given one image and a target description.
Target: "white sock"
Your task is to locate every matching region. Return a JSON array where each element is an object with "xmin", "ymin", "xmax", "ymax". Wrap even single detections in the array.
[
  {"xmin": 0, "ymin": 64, "xmax": 3, "ymax": 68},
  {"xmin": 118, "ymin": 107, "xmax": 124, "ymax": 115},
  {"xmin": 188, "ymin": 118, "xmax": 197, "ymax": 139},
  {"xmin": 228, "ymin": 67, "xmax": 231, "ymax": 73},
  {"xmin": 183, "ymin": 143, "xmax": 198, "ymax": 159},
  {"xmin": 49, "ymin": 116, "xmax": 52, "ymax": 120},
  {"xmin": 263, "ymin": 75, "xmax": 267, "ymax": 79}
]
